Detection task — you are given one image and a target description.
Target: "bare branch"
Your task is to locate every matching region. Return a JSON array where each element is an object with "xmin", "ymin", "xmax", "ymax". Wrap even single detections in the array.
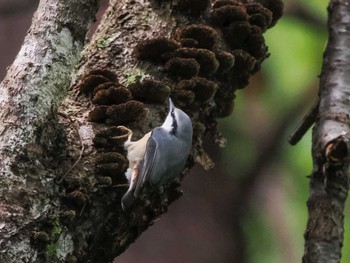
[
  {"xmin": 0, "ymin": 0, "xmax": 99, "ymax": 262},
  {"xmin": 303, "ymin": 0, "xmax": 350, "ymax": 262},
  {"xmin": 288, "ymin": 99, "xmax": 319, "ymax": 145}
]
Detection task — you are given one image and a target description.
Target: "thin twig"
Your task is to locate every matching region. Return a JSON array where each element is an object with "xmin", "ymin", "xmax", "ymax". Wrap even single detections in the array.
[
  {"xmin": 57, "ymin": 112, "xmax": 85, "ymax": 184},
  {"xmin": 288, "ymin": 99, "xmax": 319, "ymax": 145}
]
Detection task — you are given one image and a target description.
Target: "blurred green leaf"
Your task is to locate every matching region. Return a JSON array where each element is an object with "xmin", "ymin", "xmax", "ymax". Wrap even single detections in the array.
[{"xmin": 262, "ymin": 16, "xmax": 326, "ymax": 118}]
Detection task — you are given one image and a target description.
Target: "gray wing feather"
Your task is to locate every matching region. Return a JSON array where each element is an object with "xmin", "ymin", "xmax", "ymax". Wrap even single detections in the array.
[{"xmin": 134, "ymin": 134, "xmax": 158, "ymax": 196}]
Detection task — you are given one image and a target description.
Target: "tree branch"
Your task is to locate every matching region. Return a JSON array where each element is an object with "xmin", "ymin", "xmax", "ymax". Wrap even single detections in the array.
[
  {"xmin": 0, "ymin": 0, "xmax": 99, "ymax": 262},
  {"xmin": 288, "ymin": 99, "xmax": 319, "ymax": 145},
  {"xmin": 0, "ymin": 0, "xmax": 283, "ymax": 262},
  {"xmin": 303, "ymin": 0, "xmax": 350, "ymax": 262}
]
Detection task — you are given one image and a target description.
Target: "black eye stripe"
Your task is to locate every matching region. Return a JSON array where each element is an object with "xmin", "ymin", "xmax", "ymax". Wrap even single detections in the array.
[{"xmin": 171, "ymin": 110, "xmax": 177, "ymax": 134}]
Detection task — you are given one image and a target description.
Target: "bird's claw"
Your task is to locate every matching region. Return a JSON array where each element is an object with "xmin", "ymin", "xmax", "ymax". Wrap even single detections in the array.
[{"xmin": 117, "ymin": 125, "xmax": 133, "ymax": 135}]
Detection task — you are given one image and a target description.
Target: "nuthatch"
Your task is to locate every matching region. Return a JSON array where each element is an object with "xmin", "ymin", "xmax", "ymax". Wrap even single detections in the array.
[{"xmin": 120, "ymin": 98, "xmax": 193, "ymax": 210}]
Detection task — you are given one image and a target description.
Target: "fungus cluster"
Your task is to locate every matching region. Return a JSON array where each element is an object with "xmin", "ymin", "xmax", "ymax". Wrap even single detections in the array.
[
  {"xmin": 172, "ymin": 0, "xmax": 212, "ymax": 16},
  {"xmin": 79, "ymin": 70, "xmax": 146, "ymax": 125},
  {"xmin": 66, "ymin": 0, "xmax": 282, "ymax": 219},
  {"xmin": 76, "ymin": 70, "xmax": 147, "ymax": 190},
  {"xmin": 70, "ymin": 0, "xmax": 282, "ymax": 213},
  {"xmin": 94, "ymin": 152, "xmax": 128, "ymax": 185},
  {"xmin": 135, "ymin": 25, "xmax": 222, "ymax": 109},
  {"xmin": 75, "ymin": 68, "xmax": 174, "ymax": 196},
  {"xmin": 137, "ymin": 0, "xmax": 283, "ymax": 123},
  {"xmin": 54, "ymin": 0, "xmax": 284, "ymax": 256}
]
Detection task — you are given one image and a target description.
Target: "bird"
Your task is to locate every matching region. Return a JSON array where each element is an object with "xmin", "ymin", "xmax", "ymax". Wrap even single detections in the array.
[{"xmin": 120, "ymin": 98, "xmax": 193, "ymax": 210}]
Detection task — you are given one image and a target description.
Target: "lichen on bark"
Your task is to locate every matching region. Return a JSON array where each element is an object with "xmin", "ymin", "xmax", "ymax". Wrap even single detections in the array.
[{"xmin": 0, "ymin": 0, "xmax": 99, "ymax": 262}]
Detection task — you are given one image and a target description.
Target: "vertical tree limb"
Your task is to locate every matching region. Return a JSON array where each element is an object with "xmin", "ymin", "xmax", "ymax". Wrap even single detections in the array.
[
  {"xmin": 303, "ymin": 1, "xmax": 350, "ymax": 262},
  {"xmin": 0, "ymin": 1, "xmax": 99, "ymax": 262}
]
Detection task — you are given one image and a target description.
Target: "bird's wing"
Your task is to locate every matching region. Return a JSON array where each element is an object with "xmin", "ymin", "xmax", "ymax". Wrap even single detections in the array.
[{"xmin": 134, "ymin": 132, "xmax": 158, "ymax": 196}]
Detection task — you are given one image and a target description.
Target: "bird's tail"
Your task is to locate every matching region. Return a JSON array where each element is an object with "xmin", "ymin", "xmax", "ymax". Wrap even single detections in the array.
[{"xmin": 121, "ymin": 189, "xmax": 137, "ymax": 211}]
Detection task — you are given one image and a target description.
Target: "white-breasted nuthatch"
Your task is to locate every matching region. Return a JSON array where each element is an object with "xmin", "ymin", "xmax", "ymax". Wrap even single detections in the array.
[{"xmin": 120, "ymin": 98, "xmax": 193, "ymax": 210}]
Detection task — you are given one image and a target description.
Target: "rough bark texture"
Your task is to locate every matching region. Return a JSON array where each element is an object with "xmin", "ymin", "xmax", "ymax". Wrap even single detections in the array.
[
  {"xmin": 0, "ymin": 0, "xmax": 283, "ymax": 262},
  {"xmin": 0, "ymin": 0, "xmax": 99, "ymax": 262},
  {"xmin": 303, "ymin": 1, "xmax": 350, "ymax": 262}
]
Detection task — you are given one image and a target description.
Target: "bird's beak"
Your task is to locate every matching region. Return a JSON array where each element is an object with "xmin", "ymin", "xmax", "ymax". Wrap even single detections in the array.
[{"xmin": 169, "ymin": 98, "xmax": 175, "ymax": 112}]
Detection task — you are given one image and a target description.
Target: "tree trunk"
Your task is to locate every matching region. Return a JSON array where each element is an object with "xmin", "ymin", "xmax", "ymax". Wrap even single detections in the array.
[
  {"xmin": 0, "ymin": 0, "xmax": 99, "ymax": 262},
  {"xmin": 303, "ymin": 0, "xmax": 350, "ymax": 262},
  {"xmin": 0, "ymin": 0, "xmax": 283, "ymax": 262}
]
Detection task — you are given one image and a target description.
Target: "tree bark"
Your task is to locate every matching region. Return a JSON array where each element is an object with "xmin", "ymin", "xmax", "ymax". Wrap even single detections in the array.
[
  {"xmin": 0, "ymin": 0, "xmax": 283, "ymax": 262},
  {"xmin": 0, "ymin": 0, "xmax": 99, "ymax": 262},
  {"xmin": 303, "ymin": 1, "xmax": 350, "ymax": 262}
]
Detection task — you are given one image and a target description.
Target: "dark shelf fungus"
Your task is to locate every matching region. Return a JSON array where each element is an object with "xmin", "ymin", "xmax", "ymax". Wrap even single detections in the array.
[
  {"xmin": 128, "ymin": 79, "xmax": 170, "ymax": 103},
  {"xmin": 135, "ymin": 38, "xmax": 181, "ymax": 63},
  {"xmin": 78, "ymin": 69, "xmax": 119, "ymax": 94},
  {"xmin": 92, "ymin": 82, "xmax": 116, "ymax": 95},
  {"xmin": 222, "ymin": 21, "xmax": 251, "ymax": 49},
  {"xmin": 66, "ymin": 190, "xmax": 87, "ymax": 208},
  {"xmin": 212, "ymin": 0, "xmax": 243, "ymax": 9},
  {"xmin": 168, "ymin": 48, "xmax": 219, "ymax": 75},
  {"xmin": 177, "ymin": 77, "xmax": 218, "ymax": 103},
  {"xmin": 79, "ymin": 75, "xmax": 111, "ymax": 94},
  {"xmin": 87, "ymin": 69, "xmax": 119, "ymax": 83},
  {"xmin": 92, "ymin": 86, "xmax": 132, "ymax": 105},
  {"xmin": 105, "ymin": 100, "xmax": 147, "ymax": 125},
  {"xmin": 165, "ymin": 57, "xmax": 200, "ymax": 80},
  {"xmin": 62, "ymin": 177, "xmax": 81, "ymax": 193},
  {"xmin": 256, "ymin": 0, "xmax": 284, "ymax": 27},
  {"xmin": 214, "ymin": 50, "xmax": 235, "ymax": 73},
  {"xmin": 60, "ymin": 210, "xmax": 76, "ymax": 223},
  {"xmin": 95, "ymin": 151, "xmax": 128, "ymax": 171},
  {"xmin": 172, "ymin": 89, "xmax": 196, "ymax": 107},
  {"xmin": 213, "ymin": 84, "xmax": 236, "ymax": 117},
  {"xmin": 246, "ymin": 2, "xmax": 273, "ymax": 32},
  {"xmin": 176, "ymin": 24, "xmax": 219, "ymax": 50},
  {"xmin": 93, "ymin": 126, "xmax": 131, "ymax": 148},
  {"xmin": 244, "ymin": 25, "xmax": 267, "ymax": 60},
  {"xmin": 192, "ymin": 122, "xmax": 206, "ymax": 137},
  {"xmin": 231, "ymin": 49, "xmax": 256, "ymax": 74},
  {"xmin": 96, "ymin": 176, "xmax": 113, "ymax": 186},
  {"xmin": 178, "ymin": 38, "xmax": 199, "ymax": 48},
  {"xmin": 216, "ymin": 99, "xmax": 235, "ymax": 117},
  {"xmin": 95, "ymin": 163, "xmax": 125, "ymax": 178},
  {"xmin": 88, "ymin": 105, "xmax": 109, "ymax": 122},
  {"xmin": 210, "ymin": 4, "xmax": 248, "ymax": 27},
  {"xmin": 174, "ymin": 0, "xmax": 211, "ymax": 16}
]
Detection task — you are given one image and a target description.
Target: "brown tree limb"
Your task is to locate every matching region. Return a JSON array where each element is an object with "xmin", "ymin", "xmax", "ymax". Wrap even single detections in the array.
[
  {"xmin": 302, "ymin": 0, "xmax": 350, "ymax": 262},
  {"xmin": 0, "ymin": 0, "xmax": 283, "ymax": 262},
  {"xmin": 0, "ymin": 0, "xmax": 99, "ymax": 262}
]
